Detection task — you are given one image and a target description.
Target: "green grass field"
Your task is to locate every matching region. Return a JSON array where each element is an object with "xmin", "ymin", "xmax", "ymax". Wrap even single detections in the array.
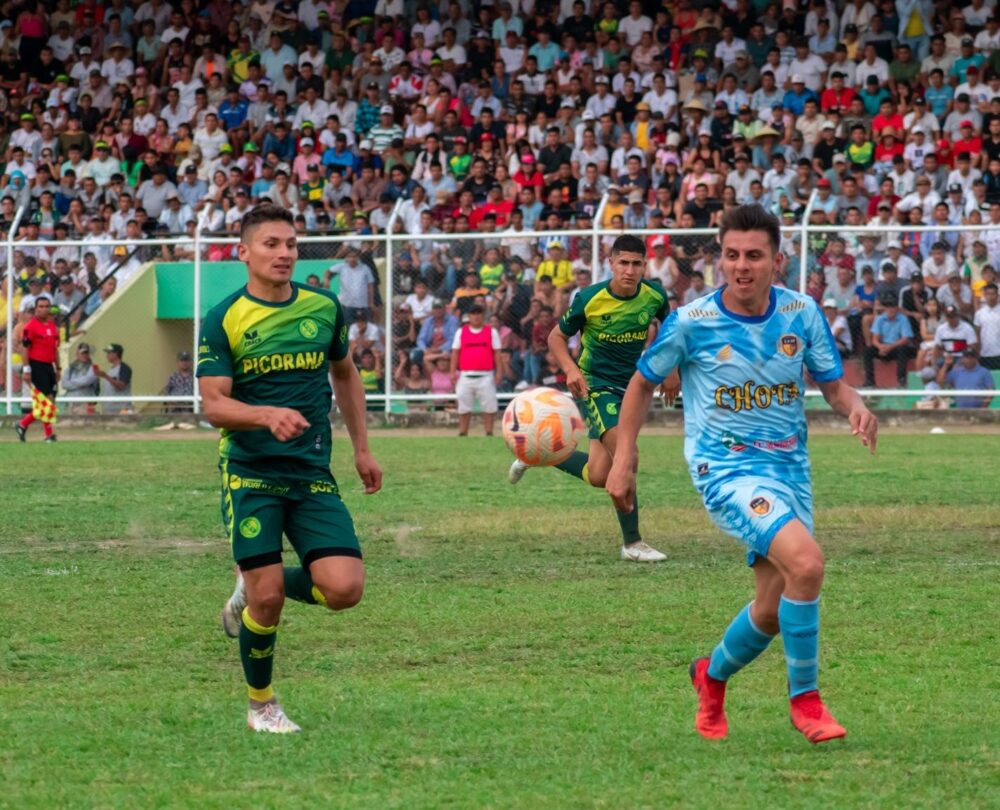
[{"xmin": 1, "ymin": 431, "xmax": 998, "ymax": 809}]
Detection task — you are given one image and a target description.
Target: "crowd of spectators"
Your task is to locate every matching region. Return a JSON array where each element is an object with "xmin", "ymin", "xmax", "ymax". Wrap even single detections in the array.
[{"xmin": 1, "ymin": 0, "xmax": 1000, "ymax": 403}]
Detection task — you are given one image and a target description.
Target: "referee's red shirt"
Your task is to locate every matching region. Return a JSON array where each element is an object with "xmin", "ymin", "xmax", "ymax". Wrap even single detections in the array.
[{"xmin": 23, "ymin": 317, "xmax": 59, "ymax": 363}]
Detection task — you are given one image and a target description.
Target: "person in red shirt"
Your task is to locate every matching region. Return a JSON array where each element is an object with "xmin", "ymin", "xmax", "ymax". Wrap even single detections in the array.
[
  {"xmin": 871, "ymin": 99, "xmax": 904, "ymax": 138},
  {"xmin": 952, "ymin": 122, "xmax": 983, "ymax": 159},
  {"xmin": 874, "ymin": 127, "xmax": 905, "ymax": 165},
  {"xmin": 820, "ymin": 71, "xmax": 857, "ymax": 114},
  {"xmin": 14, "ymin": 296, "xmax": 60, "ymax": 443},
  {"xmin": 512, "ymin": 154, "xmax": 545, "ymax": 194}
]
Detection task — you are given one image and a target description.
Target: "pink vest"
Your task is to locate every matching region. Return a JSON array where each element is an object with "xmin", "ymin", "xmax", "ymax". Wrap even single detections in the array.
[{"xmin": 458, "ymin": 325, "xmax": 494, "ymax": 372}]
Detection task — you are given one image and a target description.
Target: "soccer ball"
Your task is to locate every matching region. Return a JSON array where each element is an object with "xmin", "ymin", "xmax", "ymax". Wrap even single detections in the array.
[{"xmin": 502, "ymin": 387, "xmax": 587, "ymax": 466}]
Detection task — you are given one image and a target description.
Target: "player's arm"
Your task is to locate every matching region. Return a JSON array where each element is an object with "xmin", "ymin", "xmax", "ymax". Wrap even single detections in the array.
[
  {"xmin": 605, "ymin": 370, "xmax": 659, "ymax": 513},
  {"xmin": 200, "ymin": 375, "xmax": 310, "ymax": 441},
  {"xmin": 330, "ymin": 355, "xmax": 382, "ymax": 494},
  {"xmin": 548, "ymin": 293, "xmax": 588, "ymax": 397},
  {"xmin": 818, "ymin": 378, "xmax": 878, "ymax": 454}
]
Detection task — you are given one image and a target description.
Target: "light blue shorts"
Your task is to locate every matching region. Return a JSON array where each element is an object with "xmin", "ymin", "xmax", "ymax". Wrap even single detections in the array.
[{"xmin": 699, "ymin": 475, "xmax": 814, "ymax": 566}]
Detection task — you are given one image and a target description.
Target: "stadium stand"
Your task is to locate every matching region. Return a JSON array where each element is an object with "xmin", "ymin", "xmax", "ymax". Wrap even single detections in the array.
[{"xmin": 2, "ymin": 0, "xmax": 999, "ymax": 408}]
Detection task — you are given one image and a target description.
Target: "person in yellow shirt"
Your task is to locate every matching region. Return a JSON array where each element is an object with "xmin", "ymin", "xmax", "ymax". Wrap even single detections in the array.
[
  {"xmin": 601, "ymin": 185, "xmax": 626, "ymax": 228},
  {"xmin": 536, "ymin": 242, "xmax": 574, "ymax": 289},
  {"xmin": 632, "ymin": 102, "xmax": 653, "ymax": 151}
]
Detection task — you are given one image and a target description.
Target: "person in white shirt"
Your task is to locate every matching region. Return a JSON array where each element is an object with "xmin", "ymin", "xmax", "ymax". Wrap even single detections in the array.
[
  {"xmin": 403, "ymin": 279, "xmax": 435, "ymax": 322},
  {"xmin": 897, "ymin": 176, "xmax": 941, "ymax": 221},
  {"xmin": 903, "ymin": 127, "xmax": 934, "ymax": 170},
  {"xmin": 921, "ymin": 242, "xmax": 959, "ymax": 288},
  {"xmin": 714, "ymin": 27, "xmax": 747, "ymax": 66},
  {"xmin": 974, "ymin": 283, "xmax": 1000, "ymax": 367},
  {"xmin": 641, "ymin": 74, "xmax": 677, "ymax": 121},
  {"xmin": 293, "ymin": 90, "xmax": 329, "ymax": 132},
  {"xmin": 788, "ymin": 40, "xmax": 827, "ymax": 92},
  {"xmin": 854, "ymin": 45, "xmax": 889, "ymax": 87},
  {"xmin": 947, "ymin": 153, "xmax": 981, "ymax": 196},
  {"xmin": 193, "ymin": 114, "xmax": 228, "ymax": 162},
  {"xmin": 618, "ymin": 1, "xmax": 653, "ymax": 48},
  {"xmin": 101, "ymin": 44, "xmax": 135, "ymax": 85}
]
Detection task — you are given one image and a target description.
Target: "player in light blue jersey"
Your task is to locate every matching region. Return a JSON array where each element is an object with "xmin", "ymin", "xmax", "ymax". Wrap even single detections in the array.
[{"xmin": 607, "ymin": 205, "xmax": 878, "ymax": 744}]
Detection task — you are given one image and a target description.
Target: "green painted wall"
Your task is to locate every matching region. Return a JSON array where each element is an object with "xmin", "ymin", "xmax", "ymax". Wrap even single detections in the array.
[{"xmin": 156, "ymin": 261, "xmax": 341, "ymax": 318}]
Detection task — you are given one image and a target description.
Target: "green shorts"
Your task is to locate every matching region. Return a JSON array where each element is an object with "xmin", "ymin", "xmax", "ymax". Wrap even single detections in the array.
[
  {"xmin": 220, "ymin": 460, "xmax": 362, "ymax": 567},
  {"xmin": 576, "ymin": 387, "xmax": 623, "ymax": 440}
]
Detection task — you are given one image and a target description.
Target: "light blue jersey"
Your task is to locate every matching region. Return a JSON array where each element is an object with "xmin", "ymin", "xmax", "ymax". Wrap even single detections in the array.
[{"xmin": 637, "ymin": 286, "xmax": 843, "ymax": 563}]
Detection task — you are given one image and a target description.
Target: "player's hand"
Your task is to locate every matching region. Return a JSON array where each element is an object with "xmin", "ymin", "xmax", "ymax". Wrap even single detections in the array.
[
  {"xmin": 265, "ymin": 407, "xmax": 310, "ymax": 442},
  {"xmin": 659, "ymin": 369, "xmax": 680, "ymax": 406},
  {"xmin": 565, "ymin": 366, "xmax": 588, "ymax": 399},
  {"xmin": 605, "ymin": 461, "xmax": 636, "ymax": 514},
  {"xmin": 849, "ymin": 406, "xmax": 878, "ymax": 455},
  {"xmin": 354, "ymin": 449, "xmax": 382, "ymax": 494}
]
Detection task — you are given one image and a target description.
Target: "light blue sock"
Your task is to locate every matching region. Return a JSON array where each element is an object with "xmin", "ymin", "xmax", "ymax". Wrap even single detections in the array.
[
  {"xmin": 707, "ymin": 602, "xmax": 776, "ymax": 681},
  {"xmin": 778, "ymin": 595, "xmax": 820, "ymax": 697}
]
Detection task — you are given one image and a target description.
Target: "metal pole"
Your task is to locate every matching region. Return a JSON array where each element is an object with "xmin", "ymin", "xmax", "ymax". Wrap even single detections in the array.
[
  {"xmin": 382, "ymin": 198, "xmax": 404, "ymax": 415},
  {"xmin": 592, "ymin": 191, "xmax": 609, "ymax": 273},
  {"xmin": 5, "ymin": 204, "xmax": 27, "ymax": 416},
  {"xmin": 192, "ymin": 209, "xmax": 212, "ymax": 415},
  {"xmin": 799, "ymin": 189, "xmax": 818, "ymax": 295}
]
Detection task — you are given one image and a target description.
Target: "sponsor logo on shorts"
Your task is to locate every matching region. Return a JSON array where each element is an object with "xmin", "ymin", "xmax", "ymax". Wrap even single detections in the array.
[
  {"xmin": 750, "ymin": 497, "xmax": 771, "ymax": 516},
  {"xmin": 309, "ymin": 480, "xmax": 339, "ymax": 494},
  {"xmin": 779, "ymin": 334, "xmax": 801, "ymax": 357},
  {"xmin": 299, "ymin": 318, "xmax": 319, "ymax": 339},
  {"xmin": 229, "ymin": 474, "xmax": 242, "ymax": 490},
  {"xmin": 605, "ymin": 401, "xmax": 617, "ymax": 415},
  {"xmin": 722, "ymin": 431, "xmax": 799, "ymax": 453},
  {"xmin": 239, "ymin": 516, "xmax": 262, "ymax": 538}
]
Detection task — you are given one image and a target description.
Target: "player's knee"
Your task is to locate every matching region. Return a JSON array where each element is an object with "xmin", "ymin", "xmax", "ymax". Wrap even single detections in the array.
[
  {"xmin": 787, "ymin": 546, "xmax": 825, "ymax": 592},
  {"xmin": 587, "ymin": 467, "xmax": 608, "ymax": 487},
  {"xmin": 315, "ymin": 578, "xmax": 364, "ymax": 610},
  {"xmin": 248, "ymin": 586, "xmax": 285, "ymax": 622}
]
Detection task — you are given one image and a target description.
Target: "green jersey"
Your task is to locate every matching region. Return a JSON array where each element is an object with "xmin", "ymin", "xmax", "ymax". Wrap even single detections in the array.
[
  {"xmin": 559, "ymin": 279, "xmax": 669, "ymax": 391},
  {"xmin": 197, "ymin": 282, "xmax": 349, "ymax": 473}
]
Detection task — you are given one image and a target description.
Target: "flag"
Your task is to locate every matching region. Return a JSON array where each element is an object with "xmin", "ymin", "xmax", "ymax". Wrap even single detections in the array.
[{"xmin": 31, "ymin": 385, "xmax": 58, "ymax": 425}]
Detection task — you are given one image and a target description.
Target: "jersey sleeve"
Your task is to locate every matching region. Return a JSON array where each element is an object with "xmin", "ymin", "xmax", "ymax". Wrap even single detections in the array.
[
  {"xmin": 558, "ymin": 290, "xmax": 587, "ymax": 336},
  {"xmin": 196, "ymin": 307, "xmax": 234, "ymax": 378},
  {"xmin": 637, "ymin": 310, "xmax": 686, "ymax": 384},
  {"xmin": 329, "ymin": 296, "xmax": 350, "ymax": 362},
  {"xmin": 804, "ymin": 301, "xmax": 844, "ymax": 383}
]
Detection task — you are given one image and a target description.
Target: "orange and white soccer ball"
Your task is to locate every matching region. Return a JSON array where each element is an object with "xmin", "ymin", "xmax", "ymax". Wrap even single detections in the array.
[{"xmin": 502, "ymin": 387, "xmax": 587, "ymax": 466}]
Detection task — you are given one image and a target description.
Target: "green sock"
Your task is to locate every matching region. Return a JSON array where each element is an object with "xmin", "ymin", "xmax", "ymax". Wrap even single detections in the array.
[
  {"xmin": 284, "ymin": 566, "xmax": 319, "ymax": 604},
  {"xmin": 617, "ymin": 493, "xmax": 641, "ymax": 545},
  {"xmin": 555, "ymin": 450, "xmax": 589, "ymax": 483},
  {"xmin": 239, "ymin": 607, "xmax": 277, "ymax": 702}
]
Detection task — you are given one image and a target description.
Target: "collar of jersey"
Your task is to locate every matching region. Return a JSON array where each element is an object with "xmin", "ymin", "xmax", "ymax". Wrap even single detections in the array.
[
  {"xmin": 607, "ymin": 280, "xmax": 641, "ymax": 301},
  {"xmin": 242, "ymin": 283, "xmax": 299, "ymax": 308},
  {"xmin": 714, "ymin": 286, "xmax": 776, "ymax": 324}
]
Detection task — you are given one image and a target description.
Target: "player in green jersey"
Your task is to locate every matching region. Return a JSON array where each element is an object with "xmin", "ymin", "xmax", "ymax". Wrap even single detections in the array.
[
  {"xmin": 197, "ymin": 204, "xmax": 382, "ymax": 734},
  {"xmin": 509, "ymin": 234, "xmax": 679, "ymax": 562}
]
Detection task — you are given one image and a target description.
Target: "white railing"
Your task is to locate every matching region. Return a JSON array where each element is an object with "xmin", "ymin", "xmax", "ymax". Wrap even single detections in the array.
[{"xmin": 3, "ymin": 206, "xmax": 999, "ymax": 416}]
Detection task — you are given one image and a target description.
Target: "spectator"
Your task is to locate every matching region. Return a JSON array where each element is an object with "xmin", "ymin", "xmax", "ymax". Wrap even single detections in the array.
[
  {"xmin": 864, "ymin": 293, "xmax": 915, "ymax": 388},
  {"xmin": 974, "ymin": 283, "xmax": 1000, "ymax": 369},
  {"xmin": 61, "ymin": 342, "xmax": 98, "ymax": 414},
  {"xmin": 328, "ymin": 248, "xmax": 374, "ymax": 323},
  {"xmin": 936, "ymin": 349, "xmax": 994, "ymax": 407},
  {"xmin": 934, "ymin": 305, "xmax": 979, "ymax": 357},
  {"xmin": 161, "ymin": 350, "xmax": 194, "ymax": 413},
  {"xmin": 93, "ymin": 342, "xmax": 133, "ymax": 415},
  {"xmin": 450, "ymin": 303, "xmax": 501, "ymax": 437}
]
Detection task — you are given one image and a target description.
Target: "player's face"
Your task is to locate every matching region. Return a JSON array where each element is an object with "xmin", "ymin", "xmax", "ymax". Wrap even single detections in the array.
[
  {"xmin": 720, "ymin": 229, "xmax": 782, "ymax": 313},
  {"xmin": 239, "ymin": 221, "xmax": 298, "ymax": 287},
  {"xmin": 611, "ymin": 250, "xmax": 644, "ymax": 293}
]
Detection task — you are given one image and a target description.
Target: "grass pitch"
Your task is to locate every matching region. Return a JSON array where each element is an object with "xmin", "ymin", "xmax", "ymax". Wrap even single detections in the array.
[{"xmin": 1, "ymin": 431, "xmax": 998, "ymax": 808}]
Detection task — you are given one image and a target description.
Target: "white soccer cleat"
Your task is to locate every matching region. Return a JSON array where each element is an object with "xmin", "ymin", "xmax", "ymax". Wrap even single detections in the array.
[
  {"xmin": 508, "ymin": 459, "xmax": 530, "ymax": 484},
  {"xmin": 247, "ymin": 701, "xmax": 301, "ymax": 734},
  {"xmin": 221, "ymin": 572, "xmax": 246, "ymax": 638},
  {"xmin": 621, "ymin": 541, "xmax": 667, "ymax": 563}
]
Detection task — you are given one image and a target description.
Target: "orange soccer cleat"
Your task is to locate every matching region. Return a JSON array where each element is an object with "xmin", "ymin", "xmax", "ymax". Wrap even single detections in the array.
[
  {"xmin": 789, "ymin": 691, "xmax": 847, "ymax": 743},
  {"xmin": 689, "ymin": 657, "xmax": 728, "ymax": 740}
]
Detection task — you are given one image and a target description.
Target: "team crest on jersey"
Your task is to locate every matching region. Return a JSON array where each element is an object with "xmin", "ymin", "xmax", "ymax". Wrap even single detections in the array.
[
  {"xmin": 778, "ymin": 334, "xmax": 801, "ymax": 357},
  {"xmin": 716, "ymin": 344, "xmax": 733, "ymax": 362},
  {"xmin": 299, "ymin": 318, "xmax": 319, "ymax": 339},
  {"xmin": 638, "ymin": 311, "xmax": 650, "ymax": 325},
  {"xmin": 750, "ymin": 497, "xmax": 771, "ymax": 516}
]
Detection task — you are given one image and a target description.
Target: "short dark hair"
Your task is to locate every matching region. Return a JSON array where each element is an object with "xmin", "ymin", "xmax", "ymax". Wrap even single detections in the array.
[
  {"xmin": 719, "ymin": 204, "xmax": 781, "ymax": 254},
  {"xmin": 610, "ymin": 234, "xmax": 646, "ymax": 257},
  {"xmin": 239, "ymin": 203, "xmax": 294, "ymax": 242}
]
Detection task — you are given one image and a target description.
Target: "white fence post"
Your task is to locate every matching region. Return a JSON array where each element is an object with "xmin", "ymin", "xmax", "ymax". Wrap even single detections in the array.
[
  {"xmin": 192, "ymin": 210, "xmax": 213, "ymax": 415},
  {"xmin": 799, "ymin": 189, "xmax": 818, "ymax": 295},
  {"xmin": 382, "ymin": 198, "xmax": 404, "ymax": 415},
  {"xmin": 592, "ymin": 191, "xmax": 609, "ymax": 272},
  {"xmin": 4, "ymin": 205, "xmax": 27, "ymax": 416}
]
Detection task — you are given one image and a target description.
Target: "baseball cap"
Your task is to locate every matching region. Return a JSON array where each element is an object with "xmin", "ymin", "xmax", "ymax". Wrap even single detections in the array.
[
  {"xmin": 300, "ymin": 137, "xmax": 314, "ymax": 146},
  {"xmin": 962, "ymin": 36, "xmax": 974, "ymax": 46},
  {"xmin": 177, "ymin": 351, "xmax": 192, "ymax": 361},
  {"xmin": 910, "ymin": 271, "xmax": 923, "ymax": 281},
  {"xmin": 79, "ymin": 45, "xmax": 91, "ymax": 54},
  {"xmin": 822, "ymin": 298, "xmax": 837, "ymax": 308},
  {"xmin": 791, "ymin": 73, "xmax": 804, "ymax": 83},
  {"xmin": 877, "ymin": 200, "xmax": 891, "ymax": 210},
  {"xmin": 628, "ymin": 190, "xmax": 644, "ymax": 204},
  {"xmin": 219, "ymin": 143, "xmax": 234, "ymax": 153},
  {"xmin": 77, "ymin": 342, "xmax": 91, "ymax": 352},
  {"xmin": 944, "ymin": 304, "xmax": 959, "ymax": 316},
  {"xmin": 380, "ymin": 105, "xmax": 393, "ymax": 115},
  {"xmin": 816, "ymin": 177, "xmax": 831, "ymax": 188},
  {"xmin": 95, "ymin": 141, "xmax": 109, "ymax": 150},
  {"xmin": 359, "ymin": 138, "xmax": 373, "ymax": 150},
  {"xmin": 521, "ymin": 153, "xmax": 535, "ymax": 164},
  {"xmin": 104, "ymin": 343, "xmax": 124, "ymax": 355},
  {"xmin": 821, "ymin": 121, "xmax": 835, "ymax": 130},
  {"xmin": 833, "ymin": 153, "xmax": 846, "ymax": 163},
  {"xmin": 887, "ymin": 239, "xmax": 902, "ymax": 249},
  {"xmin": 948, "ymin": 183, "xmax": 963, "ymax": 193},
  {"xmin": 879, "ymin": 292, "xmax": 898, "ymax": 306}
]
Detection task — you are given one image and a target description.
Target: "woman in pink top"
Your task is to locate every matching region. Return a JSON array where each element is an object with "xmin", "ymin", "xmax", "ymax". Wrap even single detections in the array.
[{"xmin": 17, "ymin": 1, "xmax": 47, "ymax": 74}]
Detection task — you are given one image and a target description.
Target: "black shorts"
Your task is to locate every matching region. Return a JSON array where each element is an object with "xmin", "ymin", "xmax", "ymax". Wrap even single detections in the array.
[{"xmin": 29, "ymin": 360, "xmax": 57, "ymax": 398}]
